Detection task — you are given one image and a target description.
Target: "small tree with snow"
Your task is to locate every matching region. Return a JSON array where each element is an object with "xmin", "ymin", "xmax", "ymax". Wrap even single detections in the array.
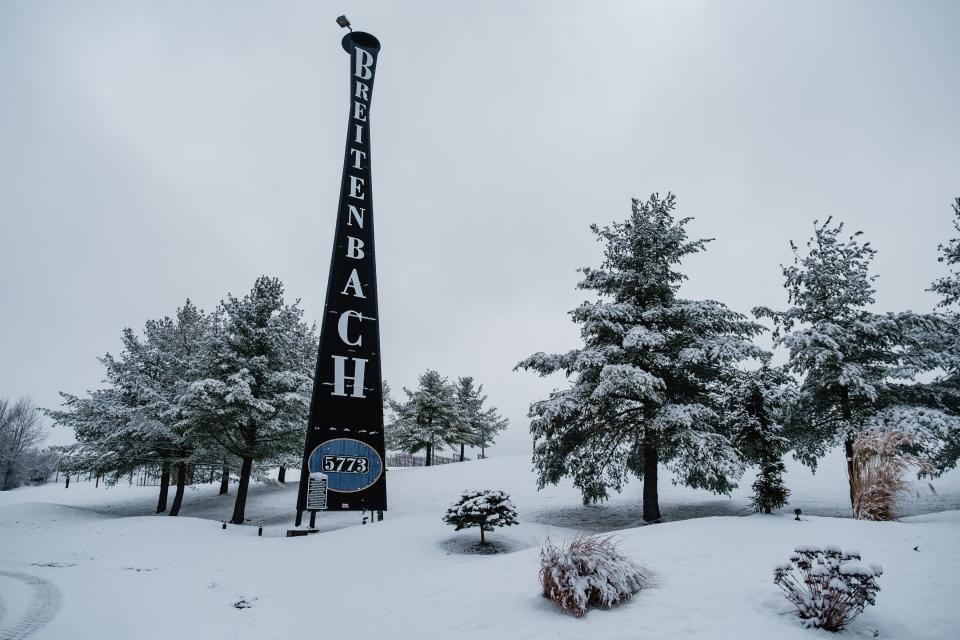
[
  {"xmin": 774, "ymin": 545, "xmax": 882, "ymax": 631},
  {"xmin": 540, "ymin": 536, "xmax": 652, "ymax": 617},
  {"xmin": 443, "ymin": 489, "xmax": 518, "ymax": 544},
  {"xmin": 719, "ymin": 360, "xmax": 795, "ymax": 513}
]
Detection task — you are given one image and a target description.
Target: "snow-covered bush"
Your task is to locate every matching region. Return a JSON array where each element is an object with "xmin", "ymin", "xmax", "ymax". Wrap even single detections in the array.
[
  {"xmin": 852, "ymin": 429, "xmax": 935, "ymax": 521},
  {"xmin": 442, "ymin": 489, "xmax": 518, "ymax": 544},
  {"xmin": 774, "ymin": 545, "xmax": 883, "ymax": 631},
  {"xmin": 539, "ymin": 536, "xmax": 652, "ymax": 617}
]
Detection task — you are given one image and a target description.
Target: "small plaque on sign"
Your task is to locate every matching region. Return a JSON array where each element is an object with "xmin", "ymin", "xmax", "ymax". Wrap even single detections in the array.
[{"xmin": 307, "ymin": 472, "xmax": 328, "ymax": 510}]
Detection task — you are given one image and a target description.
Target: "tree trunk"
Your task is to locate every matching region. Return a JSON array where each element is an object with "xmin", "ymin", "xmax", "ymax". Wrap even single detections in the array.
[
  {"xmin": 425, "ymin": 444, "xmax": 432, "ymax": 467},
  {"xmin": 845, "ymin": 437, "xmax": 856, "ymax": 509},
  {"xmin": 480, "ymin": 527, "xmax": 485, "ymax": 544},
  {"xmin": 169, "ymin": 462, "xmax": 187, "ymax": 516},
  {"xmin": 156, "ymin": 462, "xmax": 171, "ymax": 513},
  {"xmin": 95, "ymin": 473, "xmax": 99, "ymax": 488},
  {"xmin": 208, "ymin": 467, "xmax": 215, "ymax": 484},
  {"xmin": 642, "ymin": 439, "xmax": 662, "ymax": 523},
  {"xmin": 65, "ymin": 474, "xmax": 70, "ymax": 489},
  {"xmin": 459, "ymin": 443, "xmax": 465, "ymax": 462},
  {"xmin": 219, "ymin": 463, "xmax": 230, "ymax": 495},
  {"xmin": 761, "ymin": 458, "xmax": 772, "ymax": 514},
  {"xmin": 231, "ymin": 456, "xmax": 253, "ymax": 525},
  {"xmin": 278, "ymin": 464, "xmax": 286, "ymax": 484},
  {"xmin": 839, "ymin": 386, "xmax": 857, "ymax": 511}
]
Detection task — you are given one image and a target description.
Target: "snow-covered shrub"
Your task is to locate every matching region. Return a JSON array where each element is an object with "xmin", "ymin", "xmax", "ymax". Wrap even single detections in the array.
[
  {"xmin": 852, "ymin": 430, "xmax": 935, "ymax": 521},
  {"xmin": 774, "ymin": 545, "xmax": 883, "ymax": 631},
  {"xmin": 442, "ymin": 489, "xmax": 518, "ymax": 544},
  {"xmin": 539, "ymin": 536, "xmax": 652, "ymax": 617}
]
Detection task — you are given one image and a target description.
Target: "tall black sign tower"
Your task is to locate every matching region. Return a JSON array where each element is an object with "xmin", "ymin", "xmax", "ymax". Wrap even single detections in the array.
[{"xmin": 296, "ymin": 22, "xmax": 386, "ymax": 525}]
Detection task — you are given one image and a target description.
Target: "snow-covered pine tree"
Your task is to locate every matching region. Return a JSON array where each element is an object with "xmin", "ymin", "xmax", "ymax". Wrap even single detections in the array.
[
  {"xmin": 755, "ymin": 217, "xmax": 959, "ymax": 508},
  {"xmin": 718, "ymin": 359, "xmax": 795, "ymax": 513},
  {"xmin": 453, "ymin": 377, "xmax": 508, "ymax": 460},
  {"xmin": 47, "ymin": 301, "xmax": 211, "ymax": 513},
  {"xmin": 48, "ymin": 387, "xmax": 143, "ymax": 488},
  {"xmin": 929, "ymin": 198, "xmax": 960, "ymax": 308},
  {"xmin": 386, "ymin": 370, "xmax": 460, "ymax": 465},
  {"xmin": 901, "ymin": 197, "xmax": 960, "ymax": 471},
  {"xmin": 442, "ymin": 489, "xmax": 518, "ymax": 544},
  {"xmin": 142, "ymin": 300, "xmax": 211, "ymax": 516},
  {"xmin": 517, "ymin": 194, "xmax": 765, "ymax": 522},
  {"xmin": 180, "ymin": 277, "xmax": 316, "ymax": 524}
]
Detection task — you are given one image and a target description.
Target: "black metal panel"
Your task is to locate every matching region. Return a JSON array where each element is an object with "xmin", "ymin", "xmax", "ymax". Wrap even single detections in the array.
[{"xmin": 297, "ymin": 31, "xmax": 386, "ymax": 515}]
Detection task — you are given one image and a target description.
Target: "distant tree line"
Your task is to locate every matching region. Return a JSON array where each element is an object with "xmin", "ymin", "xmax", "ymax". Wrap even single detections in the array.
[
  {"xmin": 0, "ymin": 397, "xmax": 56, "ymax": 490},
  {"xmin": 518, "ymin": 194, "xmax": 960, "ymax": 521},
  {"xmin": 386, "ymin": 371, "xmax": 508, "ymax": 464}
]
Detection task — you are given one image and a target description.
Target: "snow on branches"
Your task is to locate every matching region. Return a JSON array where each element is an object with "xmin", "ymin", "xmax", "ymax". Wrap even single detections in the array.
[
  {"xmin": 718, "ymin": 363, "xmax": 795, "ymax": 513},
  {"xmin": 929, "ymin": 198, "xmax": 960, "ymax": 309},
  {"xmin": 517, "ymin": 193, "xmax": 764, "ymax": 521},
  {"xmin": 774, "ymin": 545, "xmax": 882, "ymax": 631},
  {"xmin": 540, "ymin": 535, "xmax": 653, "ymax": 617},
  {"xmin": 442, "ymin": 489, "xmax": 518, "ymax": 544},
  {"xmin": 756, "ymin": 216, "xmax": 960, "ymax": 502}
]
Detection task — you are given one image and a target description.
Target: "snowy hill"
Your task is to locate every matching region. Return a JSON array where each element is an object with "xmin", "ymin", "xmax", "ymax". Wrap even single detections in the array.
[{"xmin": 1, "ymin": 450, "xmax": 959, "ymax": 639}]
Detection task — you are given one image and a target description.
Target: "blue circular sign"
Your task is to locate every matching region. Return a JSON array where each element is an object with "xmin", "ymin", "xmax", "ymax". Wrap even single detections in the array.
[{"xmin": 307, "ymin": 438, "xmax": 383, "ymax": 493}]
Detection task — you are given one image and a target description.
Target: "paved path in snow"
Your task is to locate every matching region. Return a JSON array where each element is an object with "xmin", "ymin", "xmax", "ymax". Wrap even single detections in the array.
[{"xmin": 0, "ymin": 570, "xmax": 62, "ymax": 640}]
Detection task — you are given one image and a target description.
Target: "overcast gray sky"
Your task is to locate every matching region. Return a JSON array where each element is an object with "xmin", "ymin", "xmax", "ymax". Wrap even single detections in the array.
[{"xmin": 1, "ymin": 1, "xmax": 958, "ymax": 453}]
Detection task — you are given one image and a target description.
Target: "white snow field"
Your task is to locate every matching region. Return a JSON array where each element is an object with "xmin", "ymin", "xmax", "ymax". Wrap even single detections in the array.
[{"xmin": 1, "ymin": 448, "xmax": 959, "ymax": 639}]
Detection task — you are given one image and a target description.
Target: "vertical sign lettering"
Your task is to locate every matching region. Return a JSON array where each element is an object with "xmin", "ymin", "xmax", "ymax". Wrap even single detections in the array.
[{"xmin": 297, "ymin": 31, "xmax": 386, "ymax": 521}]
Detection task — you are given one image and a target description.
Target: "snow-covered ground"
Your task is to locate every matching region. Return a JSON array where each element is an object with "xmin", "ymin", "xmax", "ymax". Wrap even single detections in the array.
[{"xmin": 1, "ymin": 449, "xmax": 958, "ymax": 639}]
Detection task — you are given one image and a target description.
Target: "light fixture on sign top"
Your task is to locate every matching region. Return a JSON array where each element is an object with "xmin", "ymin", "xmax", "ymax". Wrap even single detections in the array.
[{"xmin": 336, "ymin": 15, "xmax": 352, "ymax": 31}]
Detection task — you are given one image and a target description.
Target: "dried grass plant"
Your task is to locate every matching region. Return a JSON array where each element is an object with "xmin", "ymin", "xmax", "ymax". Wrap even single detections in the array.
[
  {"xmin": 851, "ymin": 430, "xmax": 935, "ymax": 521},
  {"xmin": 539, "ymin": 535, "xmax": 652, "ymax": 617}
]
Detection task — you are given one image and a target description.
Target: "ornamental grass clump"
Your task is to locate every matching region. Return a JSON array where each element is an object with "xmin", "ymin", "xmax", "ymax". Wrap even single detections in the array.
[
  {"xmin": 774, "ymin": 545, "xmax": 882, "ymax": 631},
  {"xmin": 539, "ymin": 535, "xmax": 652, "ymax": 617},
  {"xmin": 852, "ymin": 430, "xmax": 935, "ymax": 521}
]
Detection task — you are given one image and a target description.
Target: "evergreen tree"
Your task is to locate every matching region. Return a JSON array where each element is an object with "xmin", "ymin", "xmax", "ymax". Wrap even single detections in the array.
[
  {"xmin": 718, "ymin": 360, "xmax": 795, "ymax": 513},
  {"xmin": 755, "ymin": 218, "xmax": 957, "ymax": 507},
  {"xmin": 906, "ymin": 197, "xmax": 960, "ymax": 470},
  {"xmin": 49, "ymin": 388, "xmax": 145, "ymax": 491},
  {"xmin": 386, "ymin": 370, "xmax": 460, "ymax": 466},
  {"xmin": 453, "ymin": 377, "xmax": 509, "ymax": 460},
  {"xmin": 442, "ymin": 489, "xmax": 518, "ymax": 544},
  {"xmin": 143, "ymin": 300, "xmax": 210, "ymax": 516},
  {"xmin": 47, "ymin": 301, "xmax": 211, "ymax": 513},
  {"xmin": 929, "ymin": 198, "xmax": 960, "ymax": 308},
  {"xmin": 517, "ymin": 194, "xmax": 764, "ymax": 522},
  {"xmin": 181, "ymin": 277, "xmax": 316, "ymax": 524}
]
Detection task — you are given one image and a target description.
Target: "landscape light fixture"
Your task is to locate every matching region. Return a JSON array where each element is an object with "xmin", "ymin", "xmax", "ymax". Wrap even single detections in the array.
[{"xmin": 336, "ymin": 15, "xmax": 352, "ymax": 31}]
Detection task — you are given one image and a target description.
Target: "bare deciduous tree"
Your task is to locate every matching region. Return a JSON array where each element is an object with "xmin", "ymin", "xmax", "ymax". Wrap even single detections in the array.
[{"xmin": 0, "ymin": 397, "xmax": 50, "ymax": 490}]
